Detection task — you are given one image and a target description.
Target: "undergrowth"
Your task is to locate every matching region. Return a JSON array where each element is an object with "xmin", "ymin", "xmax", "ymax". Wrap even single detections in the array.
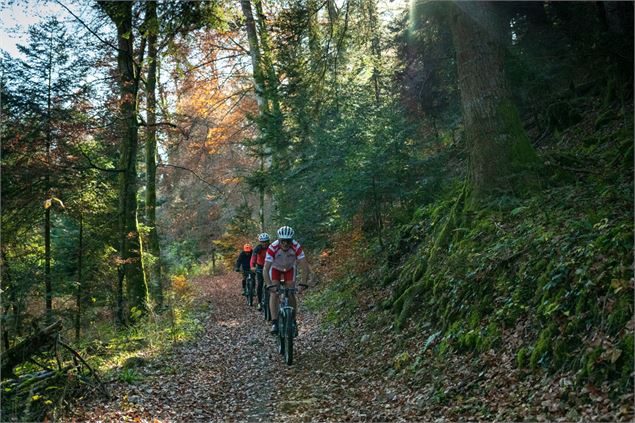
[
  {"xmin": 3, "ymin": 272, "xmax": 208, "ymax": 422},
  {"xmin": 312, "ymin": 101, "xmax": 633, "ymax": 393},
  {"xmin": 79, "ymin": 275, "xmax": 207, "ymax": 382}
]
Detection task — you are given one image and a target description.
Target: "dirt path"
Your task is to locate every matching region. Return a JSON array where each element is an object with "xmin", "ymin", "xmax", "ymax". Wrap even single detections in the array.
[
  {"xmin": 68, "ymin": 274, "xmax": 393, "ymax": 422},
  {"xmin": 67, "ymin": 274, "xmax": 633, "ymax": 422}
]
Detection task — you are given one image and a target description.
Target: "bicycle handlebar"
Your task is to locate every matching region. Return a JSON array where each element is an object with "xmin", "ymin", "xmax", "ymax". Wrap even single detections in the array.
[{"xmin": 266, "ymin": 283, "xmax": 309, "ymax": 292}]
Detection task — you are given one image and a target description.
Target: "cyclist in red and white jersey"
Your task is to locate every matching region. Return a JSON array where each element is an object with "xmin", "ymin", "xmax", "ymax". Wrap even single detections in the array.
[
  {"xmin": 263, "ymin": 226, "xmax": 309, "ymax": 334},
  {"xmin": 250, "ymin": 232, "xmax": 271, "ymax": 311}
]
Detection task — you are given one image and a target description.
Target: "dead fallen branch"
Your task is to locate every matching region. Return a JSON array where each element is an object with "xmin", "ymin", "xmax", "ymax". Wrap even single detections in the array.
[
  {"xmin": 1, "ymin": 321, "xmax": 109, "ymax": 421},
  {"xmin": 1, "ymin": 320, "xmax": 62, "ymax": 379}
]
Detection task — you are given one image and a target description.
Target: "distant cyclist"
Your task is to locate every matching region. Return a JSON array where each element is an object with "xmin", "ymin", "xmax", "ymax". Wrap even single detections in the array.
[
  {"xmin": 234, "ymin": 244, "xmax": 253, "ymax": 296},
  {"xmin": 263, "ymin": 226, "xmax": 309, "ymax": 334},
  {"xmin": 250, "ymin": 233, "xmax": 271, "ymax": 311}
]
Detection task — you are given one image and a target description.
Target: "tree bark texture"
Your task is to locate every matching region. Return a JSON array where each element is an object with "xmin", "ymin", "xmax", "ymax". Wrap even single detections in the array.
[
  {"xmin": 448, "ymin": 1, "xmax": 540, "ymax": 201},
  {"xmin": 100, "ymin": 1, "xmax": 149, "ymax": 321},
  {"xmin": 145, "ymin": 1, "xmax": 163, "ymax": 308}
]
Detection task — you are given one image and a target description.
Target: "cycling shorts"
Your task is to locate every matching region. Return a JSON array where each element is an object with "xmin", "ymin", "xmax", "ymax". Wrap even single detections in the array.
[{"xmin": 270, "ymin": 267, "xmax": 295, "ymax": 283}]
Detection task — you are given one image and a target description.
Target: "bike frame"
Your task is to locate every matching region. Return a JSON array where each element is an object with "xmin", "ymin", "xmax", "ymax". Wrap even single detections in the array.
[
  {"xmin": 255, "ymin": 268, "xmax": 270, "ymax": 319},
  {"xmin": 268, "ymin": 280, "xmax": 308, "ymax": 365},
  {"xmin": 244, "ymin": 271, "xmax": 255, "ymax": 306}
]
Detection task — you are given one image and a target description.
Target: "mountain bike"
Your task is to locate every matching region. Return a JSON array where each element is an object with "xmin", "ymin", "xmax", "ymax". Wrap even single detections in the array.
[
  {"xmin": 245, "ymin": 271, "xmax": 255, "ymax": 306},
  {"xmin": 269, "ymin": 283, "xmax": 308, "ymax": 365}
]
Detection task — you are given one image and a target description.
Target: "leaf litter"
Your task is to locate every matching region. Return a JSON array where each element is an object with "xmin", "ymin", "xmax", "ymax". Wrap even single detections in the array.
[{"xmin": 65, "ymin": 274, "xmax": 634, "ymax": 422}]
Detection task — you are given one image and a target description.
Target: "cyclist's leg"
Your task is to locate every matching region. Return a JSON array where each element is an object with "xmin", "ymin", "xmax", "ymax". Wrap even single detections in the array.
[
  {"xmin": 269, "ymin": 267, "xmax": 281, "ymax": 321},
  {"xmin": 256, "ymin": 270, "xmax": 264, "ymax": 305},
  {"xmin": 269, "ymin": 268, "xmax": 280, "ymax": 334},
  {"xmin": 241, "ymin": 271, "xmax": 247, "ymax": 294}
]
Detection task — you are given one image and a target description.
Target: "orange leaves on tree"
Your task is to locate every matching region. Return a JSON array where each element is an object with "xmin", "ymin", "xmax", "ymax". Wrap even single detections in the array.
[{"xmin": 320, "ymin": 214, "xmax": 371, "ymax": 282}]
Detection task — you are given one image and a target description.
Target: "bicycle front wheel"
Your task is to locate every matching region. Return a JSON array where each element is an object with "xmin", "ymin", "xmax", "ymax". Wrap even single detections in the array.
[
  {"xmin": 263, "ymin": 289, "xmax": 271, "ymax": 321},
  {"xmin": 284, "ymin": 318, "xmax": 294, "ymax": 365},
  {"xmin": 277, "ymin": 315, "xmax": 285, "ymax": 355}
]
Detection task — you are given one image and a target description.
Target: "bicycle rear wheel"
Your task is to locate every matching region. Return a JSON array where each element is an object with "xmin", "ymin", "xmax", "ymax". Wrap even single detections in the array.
[{"xmin": 247, "ymin": 278, "xmax": 254, "ymax": 306}]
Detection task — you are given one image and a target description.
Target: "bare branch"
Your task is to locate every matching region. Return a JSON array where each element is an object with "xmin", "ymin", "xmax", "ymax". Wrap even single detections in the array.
[
  {"xmin": 54, "ymin": 0, "xmax": 119, "ymax": 52},
  {"xmin": 158, "ymin": 163, "xmax": 223, "ymax": 194}
]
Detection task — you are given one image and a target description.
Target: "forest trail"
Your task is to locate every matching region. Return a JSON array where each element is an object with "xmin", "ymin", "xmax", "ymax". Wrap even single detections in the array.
[
  {"xmin": 67, "ymin": 274, "xmax": 419, "ymax": 422},
  {"xmin": 67, "ymin": 274, "xmax": 632, "ymax": 422}
]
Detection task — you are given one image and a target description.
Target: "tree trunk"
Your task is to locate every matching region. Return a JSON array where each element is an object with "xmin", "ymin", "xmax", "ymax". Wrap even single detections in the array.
[
  {"xmin": 367, "ymin": 0, "xmax": 381, "ymax": 104},
  {"xmin": 447, "ymin": 1, "xmax": 540, "ymax": 201},
  {"xmin": 242, "ymin": 0, "xmax": 277, "ymax": 228},
  {"xmin": 75, "ymin": 211, "xmax": 83, "ymax": 341},
  {"xmin": 240, "ymin": 0, "xmax": 269, "ymax": 116},
  {"xmin": 371, "ymin": 175, "xmax": 384, "ymax": 248},
  {"xmin": 253, "ymin": 0, "xmax": 281, "ymax": 116},
  {"xmin": 601, "ymin": 1, "xmax": 631, "ymax": 34},
  {"xmin": 211, "ymin": 246, "xmax": 216, "ymax": 274},
  {"xmin": 100, "ymin": 1, "xmax": 149, "ymax": 322},
  {"xmin": 44, "ymin": 32, "xmax": 53, "ymax": 322},
  {"xmin": 44, "ymin": 207, "xmax": 52, "ymax": 320},
  {"xmin": 259, "ymin": 156, "xmax": 265, "ymax": 231},
  {"xmin": 145, "ymin": 1, "xmax": 163, "ymax": 309},
  {"xmin": 308, "ymin": 0, "xmax": 321, "ymax": 59},
  {"xmin": 1, "ymin": 251, "xmax": 12, "ymax": 350}
]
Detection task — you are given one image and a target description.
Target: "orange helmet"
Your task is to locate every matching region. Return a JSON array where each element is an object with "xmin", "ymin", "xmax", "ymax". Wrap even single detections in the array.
[{"xmin": 243, "ymin": 244, "xmax": 252, "ymax": 252}]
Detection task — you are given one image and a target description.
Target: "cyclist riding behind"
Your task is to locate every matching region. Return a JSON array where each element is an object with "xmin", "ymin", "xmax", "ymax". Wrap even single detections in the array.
[
  {"xmin": 263, "ymin": 226, "xmax": 309, "ymax": 334},
  {"xmin": 250, "ymin": 233, "xmax": 271, "ymax": 311},
  {"xmin": 234, "ymin": 244, "xmax": 253, "ymax": 296}
]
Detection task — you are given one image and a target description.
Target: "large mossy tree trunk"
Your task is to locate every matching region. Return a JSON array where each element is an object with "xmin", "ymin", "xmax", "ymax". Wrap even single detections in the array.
[
  {"xmin": 100, "ymin": 1, "xmax": 149, "ymax": 323},
  {"xmin": 448, "ymin": 1, "xmax": 541, "ymax": 202},
  {"xmin": 393, "ymin": 2, "xmax": 542, "ymax": 327},
  {"xmin": 145, "ymin": 1, "xmax": 163, "ymax": 309}
]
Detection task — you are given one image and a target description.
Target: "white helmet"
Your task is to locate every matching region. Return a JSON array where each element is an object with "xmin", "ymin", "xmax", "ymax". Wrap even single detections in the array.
[
  {"xmin": 277, "ymin": 226, "xmax": 294, "ymax": 240},
  {"xmin": 258, "ymin": 232, "xmax": 270, "ymax": 242}
]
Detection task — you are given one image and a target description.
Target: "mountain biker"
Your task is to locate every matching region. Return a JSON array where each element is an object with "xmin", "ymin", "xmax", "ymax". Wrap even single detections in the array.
[
  {"xmin": 250, "ymin": 233, "xmax": 271, "ymax": 311},
  {"xmin": 234, "ymin": 244, "xmax": 253, "ymax": 296},
  {"xmin": 263, "ymin": 226, "xmax": 309, "ymax": 334}
]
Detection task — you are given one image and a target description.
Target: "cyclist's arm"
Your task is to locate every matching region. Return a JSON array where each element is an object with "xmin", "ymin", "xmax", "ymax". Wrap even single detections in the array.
[
  {"xmin": 298, "ymin": 257, "xmax": 309, "ymax": 285},
  {"xmin": 250, "ymin": 249, "xmax": 257, "ymax": 271},
  {"xmin": 234, "ymin": 253, "xmax": 241, "ymax": 271}
]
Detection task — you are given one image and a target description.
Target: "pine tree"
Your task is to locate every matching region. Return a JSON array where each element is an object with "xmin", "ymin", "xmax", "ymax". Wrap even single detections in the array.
[{"xmin": 9, "ymin": 17, "xmax": 91, "ymax": 321}]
